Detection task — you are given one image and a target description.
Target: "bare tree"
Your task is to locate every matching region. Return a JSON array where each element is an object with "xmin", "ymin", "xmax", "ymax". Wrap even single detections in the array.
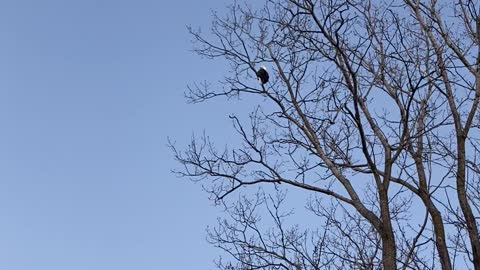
[{"xmin": 171, "ymin": 0, "xmax": 480, "ymax": 269}]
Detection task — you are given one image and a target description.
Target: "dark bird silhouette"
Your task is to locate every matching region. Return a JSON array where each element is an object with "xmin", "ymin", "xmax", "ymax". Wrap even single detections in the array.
[{"xmin": 256, "ymin": 66, "xmax": 269, "ymax": 85}]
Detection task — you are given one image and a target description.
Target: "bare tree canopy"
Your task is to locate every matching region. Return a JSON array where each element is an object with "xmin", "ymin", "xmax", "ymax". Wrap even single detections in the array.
[{"xmin": 171, "ymin": 0, "xmax": 480, "ymax": 269}]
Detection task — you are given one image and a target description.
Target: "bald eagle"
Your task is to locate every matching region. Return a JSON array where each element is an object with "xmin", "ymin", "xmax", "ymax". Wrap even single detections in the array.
[{"xmin": 256, "ymin": 66, "xmax": 269, "ymax": 85}]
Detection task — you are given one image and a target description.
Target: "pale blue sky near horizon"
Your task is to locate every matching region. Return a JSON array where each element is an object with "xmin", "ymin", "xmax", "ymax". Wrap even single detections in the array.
[{"xmin": 0, "ymin": 0, "xmax": 242, "ymax": 269}]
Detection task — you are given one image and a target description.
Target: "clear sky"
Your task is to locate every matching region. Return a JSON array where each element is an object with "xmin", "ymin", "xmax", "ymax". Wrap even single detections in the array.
[{"xmin": 0, "ymin": 0, "xmax": 237, "ymax": 269}]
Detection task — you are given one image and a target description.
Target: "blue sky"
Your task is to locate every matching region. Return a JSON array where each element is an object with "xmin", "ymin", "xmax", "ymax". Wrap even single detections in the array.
[{"xmin": 0, "ymin": 0, "xmax": 237, "ymax": 269}]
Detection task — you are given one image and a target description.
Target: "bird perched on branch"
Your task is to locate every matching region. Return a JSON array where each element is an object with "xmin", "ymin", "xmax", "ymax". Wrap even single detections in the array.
[{"xmin": 256, "ymin": 66, "xmax": 269, "ymax": 85}]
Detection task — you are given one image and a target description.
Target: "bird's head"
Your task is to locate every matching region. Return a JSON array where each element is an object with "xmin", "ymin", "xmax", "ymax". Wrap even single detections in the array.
[{"xmin": 260, "ymin": 66, "xmax": 267, "ymax": 71}]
